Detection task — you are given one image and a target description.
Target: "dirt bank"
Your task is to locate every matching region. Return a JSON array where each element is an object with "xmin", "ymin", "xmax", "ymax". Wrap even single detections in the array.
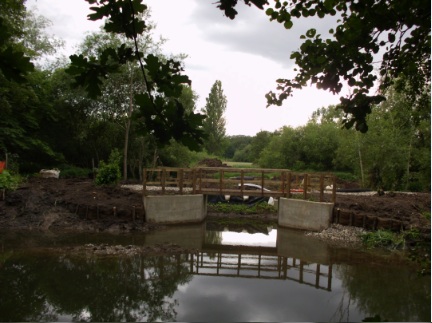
[{"xmin": 0, "ymin": 178, "xmax": 430, "ymax": 235}]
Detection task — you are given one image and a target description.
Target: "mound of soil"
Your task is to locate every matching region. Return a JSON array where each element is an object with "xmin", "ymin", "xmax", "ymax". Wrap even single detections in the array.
[{"xmin": 0, "ymin": 178, "xmax": 430, "ymax": 235}]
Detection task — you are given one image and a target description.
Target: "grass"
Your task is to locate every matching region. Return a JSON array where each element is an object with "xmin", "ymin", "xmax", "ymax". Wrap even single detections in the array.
[
  {"xmin": 421, "ymin": 211, "xmax": 430, "ymax": 220},
  {"xmin": 223, "ymin": 161, "xmax": 254, "ymax": 168},
  {"xmin": 361, "ymin": 230, "xmax": 405, "ymax": 249},
  {"xmin": 207, "ymin": 201, "xmax": 277, "ymax": 214},
  {"xmin": 361, "ymin": 228, "xmax": 422, "ymax": 250}
]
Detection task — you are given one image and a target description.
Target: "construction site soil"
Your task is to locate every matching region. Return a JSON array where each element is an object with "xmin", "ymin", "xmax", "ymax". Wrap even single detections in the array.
[{"xmin": 0, "ymin": 177, "xmax": 430, "ymax": 236}]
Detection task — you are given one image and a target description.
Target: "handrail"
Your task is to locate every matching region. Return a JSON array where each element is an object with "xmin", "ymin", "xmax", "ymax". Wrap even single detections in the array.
[{"xmin": 142, "ymin": 167, "xmax": 337, "ymax": 202}]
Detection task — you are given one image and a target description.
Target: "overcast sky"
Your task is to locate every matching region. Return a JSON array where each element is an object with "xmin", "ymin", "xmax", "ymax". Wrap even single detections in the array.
[{"xmin": 26, "ymin": 0, "xmax": 344, "ymax": 136}]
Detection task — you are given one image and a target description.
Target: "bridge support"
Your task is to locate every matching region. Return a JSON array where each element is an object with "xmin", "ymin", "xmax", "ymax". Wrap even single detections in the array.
[
  {"xmin": 144, "ymin": 194, "xmax": 207, "ymax": 224},
  {"xmin": 278, "ymin": 198, "xmax": 334, "ymax": 232}
]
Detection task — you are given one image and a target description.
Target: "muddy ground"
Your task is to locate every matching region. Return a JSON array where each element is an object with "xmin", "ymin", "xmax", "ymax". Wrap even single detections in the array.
[{"xmin": 0, "ymin": 177, "xmax": 430, "ymax": 236}]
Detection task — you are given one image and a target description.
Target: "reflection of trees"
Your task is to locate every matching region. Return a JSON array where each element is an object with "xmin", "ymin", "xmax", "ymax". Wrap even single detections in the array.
[
  {"xmin": 205, "ymin": 230, "xmax": 222, "ymax": 245},
  {"xmin": 205, "ymin": 231, "xmax": 222, "ymax": 259},
  {"xmin": 335, "ymin": 263, "xmax": 431, "ymax": 322},
  {"xmin": 0, "ymin": 252, "xmax": 192, "ymax": 322}
]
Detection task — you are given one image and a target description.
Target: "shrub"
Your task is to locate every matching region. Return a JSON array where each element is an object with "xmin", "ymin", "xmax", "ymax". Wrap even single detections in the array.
[
  {"xmin": 60, "ymin": 165, "xmax": 91, "ymax": 178},
  {"xmin": 207, "ymin": 202, "xmax": 277, "ymax": 214},
  {"xmin": 0, "ymin": 170, "xmax": 21, "ymax": 191},
  {"xmin": 95, "ymin": 149, "xmax": 121, "ymax": 186},
  {"xmin": 361, "ymin": 230, "xmax": 404, "ymax": 249}
]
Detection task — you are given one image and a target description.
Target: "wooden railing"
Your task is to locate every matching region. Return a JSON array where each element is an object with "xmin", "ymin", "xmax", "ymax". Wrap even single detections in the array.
[
  {"xmin": 160, "ymin": 252, "xmax": 333, "ymax": 290},
  {"xmin": 143, "ymin": 167, "xmax": 337, "ymax": 202}
]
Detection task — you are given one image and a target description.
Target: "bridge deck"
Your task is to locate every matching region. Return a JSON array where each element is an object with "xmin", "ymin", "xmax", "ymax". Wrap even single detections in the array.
[{"xmin": 143, "ymin": 167, "xmax": 337, "ymax": 202}]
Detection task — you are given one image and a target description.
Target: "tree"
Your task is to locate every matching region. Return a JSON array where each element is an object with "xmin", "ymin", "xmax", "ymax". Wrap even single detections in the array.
[
  {"xmin": 0, "ymin": 0, "xmax": 34, "ymax": 82},
  {"xmin": 216, "ymin": 0, "xmax": 431, "ymax": 132},
  {"xmin": 223, "ymin": 135, "xmax": 253, "ymax": 160},
  {"xmin": 332, "ymin": 83, "xmax": 430, "ymax": 190},
  {"xmin": 249, "ymin": 130, "xmax": 274, "ymax": 163},
  {"xmin": 77, "ymin": 10, "xmax": 164, "ymax": 180},
  {"xmin": 200, "ymin": 80, "xmax": 228, "ymax": 156},
  {"xmin": 0, "ymin": 4, "xmax": 66, "ymax": 171},
  {"xmin": 66, "ymin": 0, "xmax": 205, "ymax": 155},
  {"xmin": 21, "ymin": 8, "xmax": 64, "ymax": 64},
  {"xmin": 258, "ymin": 126, "xmax": 302, "ymax": 169}
]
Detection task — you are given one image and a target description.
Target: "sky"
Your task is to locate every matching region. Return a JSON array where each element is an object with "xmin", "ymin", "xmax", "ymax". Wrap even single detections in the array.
[{"xmin": 26, "ymin": 0, "xmax": 345, "ymax": 136}]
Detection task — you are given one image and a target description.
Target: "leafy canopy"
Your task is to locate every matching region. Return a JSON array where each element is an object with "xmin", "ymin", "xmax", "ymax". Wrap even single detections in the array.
[
  {"xmin": 0, "ymin": 1, "xmax": 34, "ymax": 82},
  {"xmin": 66, "ymin": 0, "xmax": 205, "ymax": 150},
  {"xmin": 216, "ymin": 0, "xmax": 431, "ymax": 132}
]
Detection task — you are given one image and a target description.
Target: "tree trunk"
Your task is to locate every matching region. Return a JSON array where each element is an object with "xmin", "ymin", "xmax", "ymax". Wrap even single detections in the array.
[
  {"xmin": 356, "ymin": 133, "xmax": 365, "ymax": 187},
  {"xmin": 122, "ymin": 72, "xmax": 135, "ymax": 181},
  {"xmin": 123, "ymin": 117, "xmax": 131, "ymax": 181},
  {"xmin": 405, "ymin": 134, "xmax": 413, "ymax": 190}
]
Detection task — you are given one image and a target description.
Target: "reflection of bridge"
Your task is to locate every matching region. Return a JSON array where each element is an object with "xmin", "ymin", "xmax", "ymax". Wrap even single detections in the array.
[
  {"xmin": 185, "ymin": 251, "xmax": 332, "ymax": 291},
  {"xmin": 143, "ymin": 167, "xmax": 336, "ymax": 202},
  {"xmin": 145, "ymin": 225, "xmax": 334, "ymax": 291}
]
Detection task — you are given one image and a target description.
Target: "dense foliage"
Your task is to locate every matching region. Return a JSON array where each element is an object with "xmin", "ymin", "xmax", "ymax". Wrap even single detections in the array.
[{"xmin": 218, "ymin": 0, "xmax": 431, "ymax": 133}]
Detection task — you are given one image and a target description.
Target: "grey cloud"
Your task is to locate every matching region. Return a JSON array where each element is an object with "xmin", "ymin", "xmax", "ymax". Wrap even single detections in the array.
[{"xmin": 189, "ymin": 0, "xmax": 336, "ymax": 67}]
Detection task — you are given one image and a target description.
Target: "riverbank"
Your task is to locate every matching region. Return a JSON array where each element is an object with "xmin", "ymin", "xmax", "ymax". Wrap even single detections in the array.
[{"xmin": 1, "ymin": 177, "xmax": 430, "ymax": 236}]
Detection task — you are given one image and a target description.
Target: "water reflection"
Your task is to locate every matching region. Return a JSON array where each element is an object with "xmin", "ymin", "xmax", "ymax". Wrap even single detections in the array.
[
  {"xmin": 218, "ymin": 229, "xmax": 277, "ymax": 247},
  {"xmin": 0, "ymin": 226, "xmax": 430, "ymax": 322}
]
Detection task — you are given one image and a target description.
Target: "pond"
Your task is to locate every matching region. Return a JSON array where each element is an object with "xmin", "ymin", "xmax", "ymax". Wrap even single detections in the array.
[{"xmin": 0, "ymin": 224, "xmax": 430, "ymax": 322}]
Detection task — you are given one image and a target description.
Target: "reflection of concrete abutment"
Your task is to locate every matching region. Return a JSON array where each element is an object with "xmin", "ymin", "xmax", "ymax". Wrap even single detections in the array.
[{"xmin": 143, "ymin": 167, "xmax": 335, "ymax": 231}]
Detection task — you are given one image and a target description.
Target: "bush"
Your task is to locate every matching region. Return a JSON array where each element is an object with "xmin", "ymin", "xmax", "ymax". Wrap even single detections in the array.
[
  {"xmin": 361, "ymin": 230, "xmax": 403, "ymax": 249},
  {"xmin": 95, "ymin": 149, "xmax": 121, "ymax": 186},
  {"xmin": 60, "ymin": 165, "xmax": 91, "ymax": 178},
  {"xmin": 207, "ymin": 202, "xmax": 277, "ymax": 214},
  {"xmin": 0, "ymin": 170, "xmax": 21, "ymax": 191}
]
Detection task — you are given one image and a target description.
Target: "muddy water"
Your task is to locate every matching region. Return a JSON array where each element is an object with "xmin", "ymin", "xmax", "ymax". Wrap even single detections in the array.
[{"xmin": 0, "ymin": 226, "xmax": 430, "ymax": 322}]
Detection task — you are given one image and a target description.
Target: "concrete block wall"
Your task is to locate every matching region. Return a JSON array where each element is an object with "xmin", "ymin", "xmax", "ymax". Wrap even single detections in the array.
[
  {"xmin": 278, "ymin": 198, "xmax": 334, "ymax": 232},
  {"xmin": 144, "ymin": 194, "xmax": 207, "ymax": 224}
]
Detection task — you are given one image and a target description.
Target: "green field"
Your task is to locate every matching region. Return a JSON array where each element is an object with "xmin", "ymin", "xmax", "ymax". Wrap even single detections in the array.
[{"xmin": 223, "ymin": 161, "xmax": 254, "ymax": 168}]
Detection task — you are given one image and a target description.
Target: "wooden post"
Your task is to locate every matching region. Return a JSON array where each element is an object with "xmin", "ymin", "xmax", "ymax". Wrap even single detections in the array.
[
  {"xmin": 199, "ymin": 168, "xmax": 202, "ymax": 192},
  {"xmin": 319, "ymin": 174, "xmax": 324, "ymax": 202},
  {"xmin": 303, "ymin": 174, "xmax": 308, "ymax": 200},
  {"xmin": 192, "ymin": 169, "xmax": 197, "ymax": 194},
  {"xmin": 240, "ymin": 169, "xmax": 244, "ymax": 196},
  {"xmin": 219, "ymin": 169, "xmax": 223, "ymax": 195},
  {"xmin": 179, "ymin": 169, "xmax": 184, "ymax": 195},
  {"xmin": 327, "ymin": 264, "xmax": 333, "ymax": 291},
  {"xmin": 281, "ymin": 171, "xmax": 286, "ymax": 197},
  {"xmin": 287, "ymin": 172, "xmax": 292, "ymax": 198},
  {"xmin": 161, "ymin": 168, "xmax": 166, "ymax": 195},
  {"xmin": 332, "ymin": 175, "xmax": 337, "ymax": 203},
  {"xmin": 315, "ymin": 264, "xmax": 321, "ymax": 288},
  {"xmin": 143, "ymin": 168, "xmax": 147, "ymax": 196}
]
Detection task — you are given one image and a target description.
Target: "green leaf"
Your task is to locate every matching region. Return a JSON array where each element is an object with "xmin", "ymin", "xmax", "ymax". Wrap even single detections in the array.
[
  {"xmin": 305, "ymin": 28, "xmax": 317, "ymax": 38},
  {"xmin": 284, "ymin": 20, "xmax": 293, "ymax": 29}
]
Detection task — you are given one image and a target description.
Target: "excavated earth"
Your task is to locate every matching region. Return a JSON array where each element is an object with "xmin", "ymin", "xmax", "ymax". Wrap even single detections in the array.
[{"xmin": 0, "ymin": 177, "xmax": 430, "ymax": 237}]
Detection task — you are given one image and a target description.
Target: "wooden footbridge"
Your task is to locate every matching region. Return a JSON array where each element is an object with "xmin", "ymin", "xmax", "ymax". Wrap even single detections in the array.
[{"xmin": 143, "ymin": 167, "xmax": 337, "ymax": 203}]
